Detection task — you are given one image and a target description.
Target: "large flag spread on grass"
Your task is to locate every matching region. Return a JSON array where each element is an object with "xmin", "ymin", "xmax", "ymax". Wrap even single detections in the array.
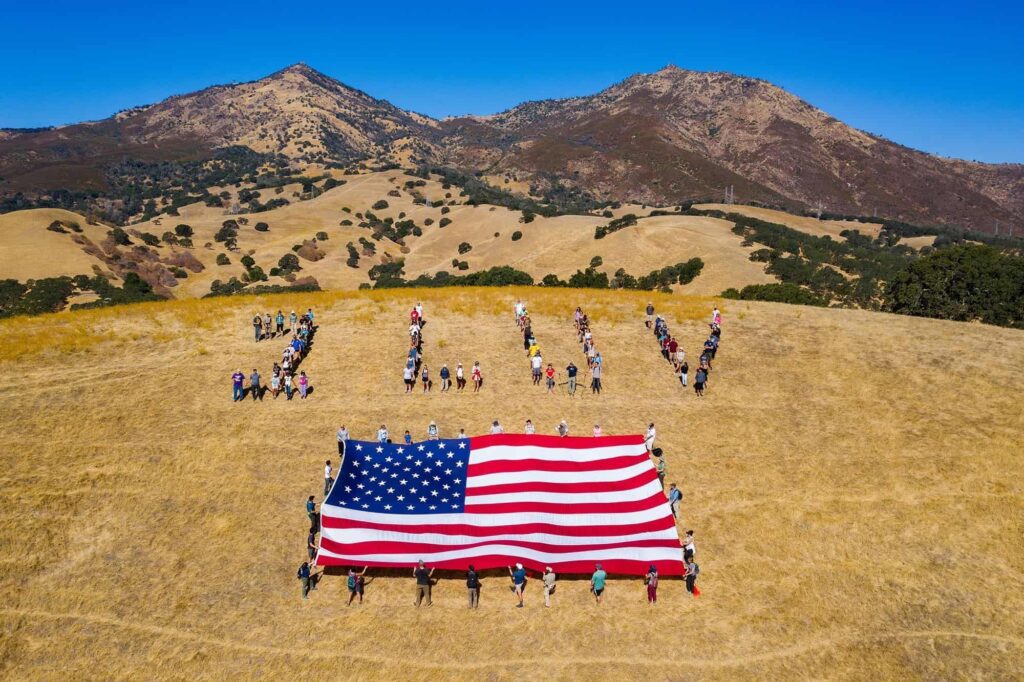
[{"xmin": 317, "ymin": 434, "xmax": 684, "ymax": 575}]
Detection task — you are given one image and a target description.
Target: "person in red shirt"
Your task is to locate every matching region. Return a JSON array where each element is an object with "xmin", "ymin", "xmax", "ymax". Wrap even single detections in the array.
[{"xmin": 545, "ymin": 364, "xmax": 556, "ymax": 394}]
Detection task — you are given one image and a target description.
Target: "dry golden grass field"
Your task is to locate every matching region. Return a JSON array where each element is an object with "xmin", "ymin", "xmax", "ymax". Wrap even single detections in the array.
[{"xmin": 0, "ymin": 287, "xmax": 1022, "ymax": 680}]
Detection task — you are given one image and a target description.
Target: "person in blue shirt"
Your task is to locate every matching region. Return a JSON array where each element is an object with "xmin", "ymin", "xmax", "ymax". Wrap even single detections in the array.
[
  {"xmin": 231, "ymin": 369, "xmax": 245, "ymax": 401},
  {"xmin": 566, "ymin": 362, "xmax": 578, "ymax": 396},
  {"xmin": 297, "ymin": 562, "xmax": 312, "ymax": 599},
  {"xmin": 306, "ymin": 496, "xmax": 317, "ymax": 527},
  {"xmin": 668, "ymin": 483, "xmax": 682, "ymax": 519},
  {"xmin": 404, "ymin": 430, "xmax": 413, "ymax": 445},
  {"xmin": 439, "ymin": 364, "xmax": 451, "ymax": 392},
  {"xmin": 508, "ymin": 562, "xmax": 527, "ymax": 608},
  {"xmin": 591, "ymin": 563, "xmax": 608, "ymax": 604},
  {"xmin": 275, "ymin": 310, "xmax": 285, "ymax": 335}
]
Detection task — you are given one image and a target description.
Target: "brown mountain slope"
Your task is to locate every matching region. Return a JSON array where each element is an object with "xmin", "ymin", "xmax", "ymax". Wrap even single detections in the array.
[
  {"xmin": 442, "ymin": 66, "xmax": 1024, "ymax": 233},
  {"xmin": 2, "ymin": 64, "xmax": 1021, "ymax": 234},
  {"xmin": 0, "ymin": 65, "xmax": 437, "ymax": 193}
]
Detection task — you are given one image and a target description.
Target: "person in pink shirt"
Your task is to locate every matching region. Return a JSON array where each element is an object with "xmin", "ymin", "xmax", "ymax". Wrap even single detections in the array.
[{"xmin": 298, "ymin": 371, "xmax": 310, "ymax": 399}]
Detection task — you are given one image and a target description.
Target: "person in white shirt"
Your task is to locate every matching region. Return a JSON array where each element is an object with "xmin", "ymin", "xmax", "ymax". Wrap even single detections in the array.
[
  {"xmin": 377, "ymin": 425, "xmax": 389, "ymax": 443},
  {"xmin": 645, "ymin": 423, "xmax": 656, "ymax": 452},
  {"xmin": 524, "ymin": 419, "xmax": 535, "ymax": 435},
  {"xmin": 336, "ymin": 426, "xmax": 349, "ymax": 455},
  {"xmin": 409, "ymin": 322, "xmax": 420, "ymax": 338},
  {"xmin": 427, "ymin": 421, "xmax": 439, "ymax": 440},
  {"xmin": 415, "ymin": 302, "xmax": 424, "ymax": 323},
  {"xmin": 531, "ymin": 353, "xmax": 543, "ymax": 385},
  {"xmin": 490, "ymin": 420, "xmax": 504, "ymax": 434},
  {"xmin": 324, "ymin": 460, "xmax": 334, "ymax": 495},
  {"xmin": 556, "ymin": 420, "xmax": 569, "ymax": 437},
  {"xmin": 403, "ymin": 365, "xmax": 414, "ymax": 393},
  {"xmin": 458, "ymin": 428, "xmax": 467, "ymax": 439},
  {"xmin": 456, "ymin": 363, "xmax": 466, "ymax": 392}
]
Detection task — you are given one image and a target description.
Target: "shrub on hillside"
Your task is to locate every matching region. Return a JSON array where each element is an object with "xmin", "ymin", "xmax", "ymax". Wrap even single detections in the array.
[
  {"xmin": 458, "ymin": 242, "xmax": 472, "ymax": 255},
  {"xmin": 372, "ymin": 200, "xmax": 389, "ymax": 210},
  {"xmin": 140, "ymin": 232, "xmax": 161, "ymax": 247},
  {"xmin": 340, "ymin": 219, "xmax": 353, "ymax": 226},
  {"xmin": 722, "ymin": 283, "xmax": 828, "ymax": 306},
  {"xmin": 254, "ymin": 222, "xmax": 270, "ymax": 232},
  {"xmin": 423, "ymin": 218, "xmax": 434, "ymax": 226},
  {"xmin": 216, "ymin": 253, "xmax": 230, "ymax": 266},
  {"xmin": 440, "ymin": 206, "xmax": 450, "ymax": 215},
  {"xmin": 521, "ymin": 210, "xmax": 535, "ymax": 224},
  {"xmin": 511, "ymin": 231, "xmax": 523, "ymax": 241},
  {"xmin": 439, "ymin": 218, "xmax": 452, "ymax": 228},
  {"xmin": 278, "ymin": 253, "xmax": 301, "ymax": 273},
  {"xmin": 316, "ymin": 231, "xmax": 329, "ymax": 241},
  {"xmin": 109, "ymin": 227, "xmax": 132, "ymax": 245}
]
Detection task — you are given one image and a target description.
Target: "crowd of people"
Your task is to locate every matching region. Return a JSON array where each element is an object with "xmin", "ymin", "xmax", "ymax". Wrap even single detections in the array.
[
  {"xmin": 573, "ymin": 306, "xmax": 603, "ymax": 394},
  {"xmin": 299, "ymin": 417, "xmax": 701, "ymax": 603},
  {"xmin": 647, "ymin": 303, "xmax": 721, "ymax": 397},
  {"xmin": 232, "ymin": 308, "xmax": 317, "ymax": 401},
  {"xmin": 403, "ymin": 302, "xmax": 483, "ymax": 394}
]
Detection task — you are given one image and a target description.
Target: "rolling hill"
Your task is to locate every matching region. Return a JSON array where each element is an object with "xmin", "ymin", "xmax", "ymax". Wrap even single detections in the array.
[
  {"xmin": 2, "ymin": 64, "xmax": 1021, "ymax": 234},
  {"xmin": 0, "ymin": 288, "xmax": 1021, "ymax": 679}
]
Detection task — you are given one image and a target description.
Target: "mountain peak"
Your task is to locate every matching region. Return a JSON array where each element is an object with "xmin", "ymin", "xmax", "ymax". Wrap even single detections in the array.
[{"xmin": 266, "ymin": 62, "xmax": 328, "ymax": 82}]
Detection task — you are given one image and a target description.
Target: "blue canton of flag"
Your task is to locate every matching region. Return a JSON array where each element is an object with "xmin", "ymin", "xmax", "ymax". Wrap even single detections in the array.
[{"xmin": 326, "ymin": 438, "xmax": 472, "ymax": 514}]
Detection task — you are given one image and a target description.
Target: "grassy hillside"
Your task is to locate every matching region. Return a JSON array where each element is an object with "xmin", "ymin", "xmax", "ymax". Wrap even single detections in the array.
[
  {"xmin": 1, "ymin": 171, "xmax": 787, "ymax": 302},
  {"xmin": 0, "ymin": 288, "xmax": 1021, "ymax": 679}
]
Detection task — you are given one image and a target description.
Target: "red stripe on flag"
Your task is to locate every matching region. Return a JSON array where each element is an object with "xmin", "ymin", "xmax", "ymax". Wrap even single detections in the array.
[
  {"xmin": 465, "ymin": 469, "xmax": 660, "ymax": 497},
  {"xmin": 470, "ymin": 433, "xmax": 645, "ymax": 449},
  {"xmin": 317, "ymin": 554, "xmax": 685, "ymax": 576},
  {"xmin": 319, "ymin": 514, "xmax": 677, "ymax": 537},
  {"xmin": 468, "ymin": 454, "xmax": 648, "ymax": 477},
  {"xmin": 464, "ymin": 491, "xmax": 669, "ymax": 515}
]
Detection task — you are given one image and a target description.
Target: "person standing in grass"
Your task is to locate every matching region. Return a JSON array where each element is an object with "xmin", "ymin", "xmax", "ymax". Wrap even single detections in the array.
[
  {"xmin": 439, "ymin": 364, "xmax": 450, "ymax": 392},
  {"xmin": 307, "ymin": 527, "xmax": 317, "ymax": 561},
  {"xmin": 656, "ymin": 450, "xmax": 666, "ymax": 489},
  {"xmin": 456, "ymin": 362, "xmax": 466, "ymax": 392},
  {"xmin": 542, "ymin": 567, "xmax": 556, "ymax": 608},
  {"xmin": 591, "ymin": 563, "xmax": 607, "ymax": 604},
  {"xmin": 403, "ymin": 364, "xmax": 414, "ymax": 394},
  {"xmin": 306, "ymin": 495, "xmax": 317, "ymax": 527},
  {"xmin": 694, "ymin": 367, "xmax": 707, "ymax": 397},
  {"xmin": 284, "ymin": 372, "xmax": 294, "ymax": 400},
  {"xmin": 508, "ymin": 562, "xmax": 527, "ymax": 608},
  {"xmin": 264, "ymin": 312, "xmax": 273, "ymax": 338},
  {"xmin": 466, "ymin": 565, "xmax": 480, "ymax": 609},
  {"xmin": 270, "ymin": 370, "xmax": 281, "ymax": 399},
  {"xmin": 232, "ymin": 369, "xmax": 245, "ymax": 402},
  {"xmin": 590, "ymin": 361, "xmax": 602, "ymax": 394},
  {"xmin": 557, "ymin": 420, "xmax": 569, "ymax": 437},
  {"xmin": 531, "ymin": 353, "xmax": 543, "ymax": 385},
  {"xmin": 524, "ymin": 419, "xmax": 535, "ymax": 434},
  {"xmin": 290, "ymin": 310, "xmax": 298, "ymax": 332},
  {"xmin": 336, "ymin": 426, "xmax": 349, "ymax": 455},
  {"xmin": 298, "ymin": 561, "xmax": 312, "ymax": 600},
  {"xmin": 668, "ymin": 483, "xmax": 682, "ymax": 518},
  {"xmin": 490, "ymin": 420, "xmax": 504, "ymax": 435},
  {"xmin": 645, "ymin": 423, "xmax": 656, "ymax": 453},
  {"xmin": 404, "ymin": 430, "xmax": 413, "ymax": 445},
  {"xmin": 253, "ymin": 314, "xmax": 263, "ymax": 342},
  {"xmin": 427, "ymin": 421, "xmax": 439, "ymax": 440},
  {"xmin": 645, "ymin": 302, "xmax": 655, "ymax": 328},
  {"xmin": 566, "ymin": 361, "xmax": 578, "ymax": 396},
  {"xmin": 306, "ymin": 308, "xmax": 315, "ymax": 326},
  {"xmin": 249, "ymin": 368, "xmax": 262, "ymax": 401},
  {"xmin": 545, "ymin": 363, "xmax": 556, "ymax": 394},
  {"xmin": 678, "ymin": 361, "xmax": 689, "ymax": 388},
  {"xmin": 683, "ymin": 530, "xmax": 696, "ymax": 561},
  {"xmin": 347, "ymin": 567, "xmax": 368, "ymax": 606},
  {"xmin": 413, "ymin": 560, "xmax": 434, "ymax": 607},
  {"xmin": 684, "ymin": 557, "xmax": 700, "ymax": 596},
  {"xmin": 472, "ymin": 362, "xmax": 483, "ymax": 392},
  {"xmin": 377, "ymin": 425, "xmax": 389, "ymax": 443},
  {"xmin": 324, "ymin": 460, "xmax": 333, "ymax": 496},
  {"xmin": 593, "ymin": 424, "xmax": 602, "ymax": 437},
  {"xmin": 421, "ymin": 365, "xmax": 431, "ymax": 393},
  {"xmin": 276, "ymin": 310, "xmax": 285, "ymax": 336},
  {"xmin": 645, "ymin": 564, "xmax": 659, "ymax": 604}
]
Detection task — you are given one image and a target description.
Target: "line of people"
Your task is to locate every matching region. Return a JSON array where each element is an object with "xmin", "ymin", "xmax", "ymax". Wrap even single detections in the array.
[
  {"xmin": 402, "ymin": 302, "xmax": 484, "ymax": 394},
  {"xmin": 646, "ymin": 303, "xmax": 721, "ymax": 397},
  {"xmin": 573, "ymin": 306, "xmax": 603, "ymax": 394},
  {"xmin": 232, "ymin": 309, "xmax": 317, "ymax": 401}
]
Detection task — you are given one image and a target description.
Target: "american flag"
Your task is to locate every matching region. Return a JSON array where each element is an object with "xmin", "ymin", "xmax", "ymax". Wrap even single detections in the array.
[{"xmin": 316, "ymin": 434, "xmax": 683, "ymax": 575}]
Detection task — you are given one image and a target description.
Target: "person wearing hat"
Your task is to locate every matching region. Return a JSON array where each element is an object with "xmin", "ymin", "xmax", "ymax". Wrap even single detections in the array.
[
  {"xmin": 542, "ymin": 567, "xmax": 557, "ymax": 608},
  {"xmin": 591, "ymin": 563, "xmax": 608, "ymax": 604},
  {"xmin": 644, "ymin": 564, "xmax": 659, "ymax": 604},
  {"xmin": 508, "ymin": 563, "xmax": 527, "ymax": 607},
  {"xmin": 413, "ymin": 560, "xmax": 434, "ymax": 607}
]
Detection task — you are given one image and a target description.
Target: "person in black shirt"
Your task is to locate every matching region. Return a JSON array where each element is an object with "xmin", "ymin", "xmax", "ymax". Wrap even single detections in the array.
[
  {"xmin": 466, "ymin": 564, "xmax": 481, "ymax": 609},
  {"xmin": 413, "ymin": 560, "xmax": 435, "ymax": 607},
  {"xmin": 566, "ymin": 362, "xmax": 578, "ymax": 396}
]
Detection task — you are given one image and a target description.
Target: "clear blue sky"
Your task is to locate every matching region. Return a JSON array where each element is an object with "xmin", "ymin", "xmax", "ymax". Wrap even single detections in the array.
[{"xmin": 2, "ymin": 0, "xmax": 1022, "ymax": 163}]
